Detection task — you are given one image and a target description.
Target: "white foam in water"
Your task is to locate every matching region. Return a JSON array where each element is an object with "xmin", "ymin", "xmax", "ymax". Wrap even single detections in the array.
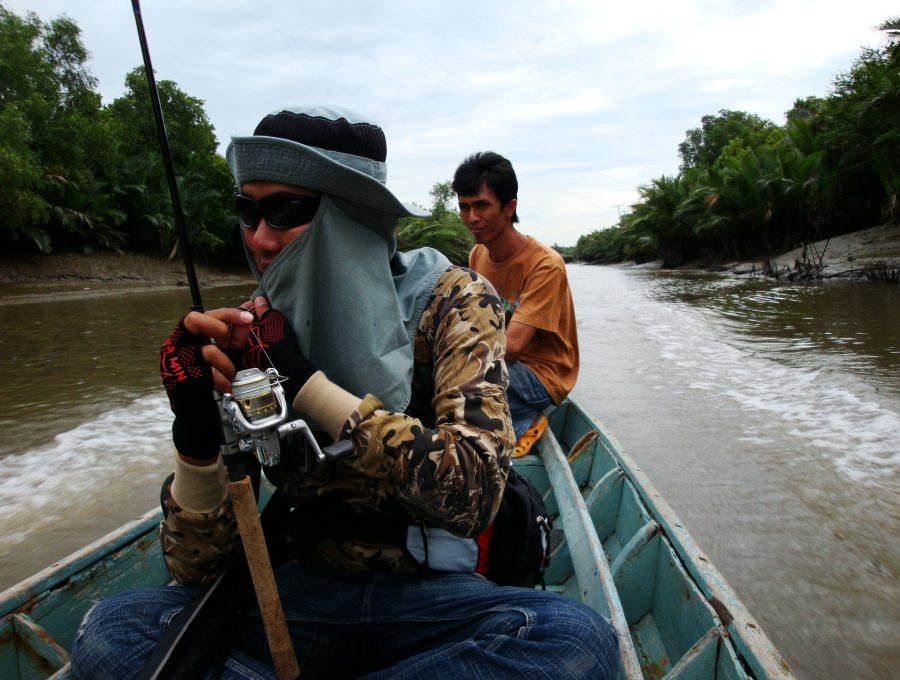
[
  {"xmin": 643, "ymin": 299, "xmax": 900, "ymax": 483},
  {"xmin": 0, "ymin": 394, "xmax": 174, "ymax": 551}
]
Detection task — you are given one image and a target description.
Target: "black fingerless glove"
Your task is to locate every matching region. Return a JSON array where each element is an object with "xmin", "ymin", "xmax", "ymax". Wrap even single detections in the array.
[
  {"xmin": 243, "ymin": 309, "xmax": 317, "ymax": 403},
  {"xmin": 159, "ymin": 319, "xmax": 222, "ymax": 460}
]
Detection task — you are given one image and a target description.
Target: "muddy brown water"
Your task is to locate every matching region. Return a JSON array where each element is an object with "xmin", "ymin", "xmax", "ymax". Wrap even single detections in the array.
[{"xmin": 1, "ymin": 268, "xmax": 897, "ymax": 679}]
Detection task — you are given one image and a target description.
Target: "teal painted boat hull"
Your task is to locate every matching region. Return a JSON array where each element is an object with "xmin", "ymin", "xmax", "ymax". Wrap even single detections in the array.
[
  {"xmin": 527, "ymin": 398, "xmax": 795, "ymax": 680},
  {"xmin": 0, "ymin": 397, "xmax": 795, "ymax": 679},
  {"xmin": 0, "ymin": 509, "xmax": 170, "ymax": 679}
]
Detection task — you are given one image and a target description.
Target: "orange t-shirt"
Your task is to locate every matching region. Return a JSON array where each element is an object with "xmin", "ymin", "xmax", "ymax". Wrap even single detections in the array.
[{"xmin": 469, "ymin": 237, "xmax": 579, "ymax": 404}]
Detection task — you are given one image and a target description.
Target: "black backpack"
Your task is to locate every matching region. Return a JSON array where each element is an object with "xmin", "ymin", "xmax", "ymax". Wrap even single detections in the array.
[{"xmin": 476, "ymin": 468, "xmax": 552, "ymax": 588}]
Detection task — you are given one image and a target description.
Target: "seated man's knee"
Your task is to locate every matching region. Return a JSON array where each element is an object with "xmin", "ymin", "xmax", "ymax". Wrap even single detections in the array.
[
  {"xmin": 71, "ymin": 586, "xmax": 195, "ymax": 680},
  {"xmin": 549, "ymin": 600, "xmax": 620, "ymax": 680},
  {"xmin": 70, "ymin": 595, "xmax": 128, "ymax": 678}
]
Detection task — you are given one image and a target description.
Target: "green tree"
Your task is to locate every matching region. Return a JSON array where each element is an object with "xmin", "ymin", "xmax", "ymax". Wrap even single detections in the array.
[
  {"xmin": 813, "ymin": 46, "xmax": 899, "ymax": 229},
  {"xmin": 786, "ymin": 96, "xmax": 826, "ymax": 125},
  {"xmin": 678, "ymin": 110, "xmax": 778, "ymax": 173},
  {"xmin": 42, "ymin": 175, "xmax": 127, "ymax": 252},
  {"xmin": 105, "ymin": 68, "xmax": 218, "ymax": 172},
  {"xmin": 0, "ymin": 5, "xmax": 241, "ymax": 260},
  {"xmin": 31, "ymin": 13, "xmax": 104, "ymax": 180},
  {"xmin": 574, "ymin": 226, "xmax": 631, "ymax": 264},
  {"xmin": 397, "ymin": 180, "xmax": 474, "ymax": 265},
  {"xmin": 0, "ymin": 104, "xmax": 50, "ymax": 249},
  {"xmin": 0, "ymin": 5, "xmax": 112, "ymax": 252},
  {"xmin": 103, "ymin": 68, "xmax": 237, "ymax": 261},
  {"xmin": 625, "ymin": 175, "xmax": 695, "ymax": 266}
]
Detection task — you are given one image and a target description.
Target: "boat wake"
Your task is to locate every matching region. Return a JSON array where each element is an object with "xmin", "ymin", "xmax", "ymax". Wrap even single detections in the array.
[
  {"xmin": 0, "ymin": 394, "xmax": 173, "ymax": 553},
  {"xmin": 644, "ymin": 298, "xmax": 900, "ymax": 484}
]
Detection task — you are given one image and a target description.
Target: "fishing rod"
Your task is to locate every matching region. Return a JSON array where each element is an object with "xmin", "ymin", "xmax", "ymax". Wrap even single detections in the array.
[
  {"xmin": 130, "ymin": 0, "xmax": 204, "ymax": 312},
  {"xmin": 129, "ymin": 3, "xmax": 300, "ymax": 678}
]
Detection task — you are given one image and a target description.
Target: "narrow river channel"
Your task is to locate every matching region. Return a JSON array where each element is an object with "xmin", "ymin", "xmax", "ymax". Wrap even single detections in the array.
[{"xmin": 1, "ymin": 266, "xmax": 897, "ymax": 679}]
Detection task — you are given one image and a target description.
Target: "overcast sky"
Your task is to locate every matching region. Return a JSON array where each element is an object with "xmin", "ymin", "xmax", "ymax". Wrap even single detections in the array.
[{"xmin": 5, "ymin": 0, "xmax": 897, "ymax": 246}]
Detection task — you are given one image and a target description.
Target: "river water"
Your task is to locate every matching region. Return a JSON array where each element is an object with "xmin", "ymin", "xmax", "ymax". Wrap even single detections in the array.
[{"xmin": 1, "ymin": 268, "xmax": 897, "ymax": 679}]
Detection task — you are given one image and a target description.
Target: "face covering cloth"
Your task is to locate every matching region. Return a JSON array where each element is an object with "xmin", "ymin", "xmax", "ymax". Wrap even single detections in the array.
[{"xmin": 247, "ymin": 194, "xmax": 449, "ymax": 418}]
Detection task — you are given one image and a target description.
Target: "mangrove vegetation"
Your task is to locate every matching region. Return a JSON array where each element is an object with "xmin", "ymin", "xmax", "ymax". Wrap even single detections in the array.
[
  {"xmin": 575, "ymin": 17, "xmax": 900, "ymax": 266},
  {"xmin": 1, "ymin": 3, "xmax": 897, "ymax": 270},
  {"xmin": 0, "ymin": 3, "xmax": 475, "ymax": 267}
]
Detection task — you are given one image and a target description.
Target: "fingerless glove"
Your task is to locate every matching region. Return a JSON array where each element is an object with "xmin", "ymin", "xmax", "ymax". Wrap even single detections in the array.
[{"xmin": 243, "ymin": 309, "xmax": 316, "ymax": 403}]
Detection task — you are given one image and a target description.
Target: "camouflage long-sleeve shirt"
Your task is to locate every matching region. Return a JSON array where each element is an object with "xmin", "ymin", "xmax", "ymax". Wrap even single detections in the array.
[{"xmin": 159, "ymin": 267, "xmax": 515, "ymax": 585}]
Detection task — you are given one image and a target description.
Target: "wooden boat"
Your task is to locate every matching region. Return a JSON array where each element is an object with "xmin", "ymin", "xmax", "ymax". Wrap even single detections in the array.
[{"xmin": 0, "ymin": 397, "xmax": 795, "ymax": 679}]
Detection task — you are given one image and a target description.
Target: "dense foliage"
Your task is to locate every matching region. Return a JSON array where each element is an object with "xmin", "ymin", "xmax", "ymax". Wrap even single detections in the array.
[
  {"xmin": 0, "ymin": 4, "xmax": 243, "ymax": 264},
  {"xmin": 397, "ymin": 180, "xmax": 474, "ymax": 265},
  {"xmin": 575, "ymin": 18, "xmax": 900, "ymax": 266},
  {"xmin": 0, "ymin": 4, "xmax": 461, "ymax": 266},
  {"xmin": 4, "ymin": 5, "xmax": 897, "ymax": 269}
]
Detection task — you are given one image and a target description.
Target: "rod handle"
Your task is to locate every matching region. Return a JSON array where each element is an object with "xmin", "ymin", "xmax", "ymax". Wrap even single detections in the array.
[{"xmin": 228, "ymin": 476, "xmax": 300, "ymax": 679}]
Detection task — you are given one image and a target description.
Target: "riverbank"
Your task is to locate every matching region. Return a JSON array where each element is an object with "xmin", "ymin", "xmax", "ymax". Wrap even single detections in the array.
[
  {"xmin": 2, "ymin": 222, "xmax": 899, "ymax": 297},
  {"xmin": 629, "ymin": 221, "xmax": 900, "ymax": 282},
  {"xmin": 0, "ymin": 252, "xmax": 254, "ymax": 303},
  {"xmin": 732, "ymin": 221, "xmax": 900, "ymax": 281}
]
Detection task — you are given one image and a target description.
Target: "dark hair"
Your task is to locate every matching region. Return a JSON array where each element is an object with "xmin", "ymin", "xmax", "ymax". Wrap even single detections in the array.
[{"xmin": 452, "ymin": 151, "xmax": 519, "ymax": 223}]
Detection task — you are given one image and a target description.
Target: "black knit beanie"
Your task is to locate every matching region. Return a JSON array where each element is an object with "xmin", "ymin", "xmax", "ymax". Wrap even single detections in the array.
[{"xmin": 254, "ymin": 109, "xmax": 387, "ymax": 163}]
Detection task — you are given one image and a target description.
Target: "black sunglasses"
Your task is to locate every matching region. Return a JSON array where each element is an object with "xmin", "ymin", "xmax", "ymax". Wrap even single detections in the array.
[{"xmin": 234, "ymin": 192, "xmax": 321, "ymax": 230}]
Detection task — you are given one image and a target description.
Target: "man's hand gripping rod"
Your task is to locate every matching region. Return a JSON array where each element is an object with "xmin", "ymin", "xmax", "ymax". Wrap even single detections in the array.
[
  {"xmin": 129, "ymin": 2, "xmax": 324, "ymax": 676},
  {"xmin": 216, "ymin": 368, "xmax": 352, "ymax": 679}
]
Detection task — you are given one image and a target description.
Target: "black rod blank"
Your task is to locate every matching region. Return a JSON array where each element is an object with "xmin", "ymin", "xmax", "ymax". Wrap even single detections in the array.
[{"xmin": 130, "ymin": 0, "xmax": 204, "ymax": 311}]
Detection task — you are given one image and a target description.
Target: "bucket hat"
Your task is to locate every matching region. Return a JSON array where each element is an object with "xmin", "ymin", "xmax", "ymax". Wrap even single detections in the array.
[{"xmin": 226, "ymin": 105, "xmax": 427, "ymax": 218}]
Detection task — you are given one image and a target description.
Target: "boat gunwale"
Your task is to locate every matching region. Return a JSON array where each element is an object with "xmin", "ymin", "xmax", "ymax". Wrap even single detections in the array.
[
  {"xmin": 0, "ymin": 508, "xmax": 162, "ymax": 616},
  {"xmin": 561, "ymin": 398, "xmax": 795, "ymax": 680},
  {"xmin": 535, "ymin": 423, "xmax": 644, "ymax": 679}
]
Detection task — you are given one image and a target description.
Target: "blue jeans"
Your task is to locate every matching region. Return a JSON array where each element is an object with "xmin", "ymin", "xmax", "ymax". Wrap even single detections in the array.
[
  {"xmin": 71, "ymin": 564, "xmax": 619, "ymax": 680},
  {"xmin": 507, "ymin": 362, "xmax": 553, "ymax": 440}
]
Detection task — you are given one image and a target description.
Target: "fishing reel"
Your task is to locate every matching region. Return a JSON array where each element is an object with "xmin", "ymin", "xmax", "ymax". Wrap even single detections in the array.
[{"xmin": 217, "ymin": 367, "xmax": 353, "ymax": 468}]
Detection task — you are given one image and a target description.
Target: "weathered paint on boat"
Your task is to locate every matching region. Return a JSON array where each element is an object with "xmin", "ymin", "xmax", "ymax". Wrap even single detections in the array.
[
  {"xmin": 0, "ymin": 509, "xmax": 170, "ymax": 679},
  {"xmin": 526, "ymin": 398, "xmax": 796, "ymax": 680},
  {"xmin": 0, "ymin": 397, "xmax": 795, "ymax": 679}
]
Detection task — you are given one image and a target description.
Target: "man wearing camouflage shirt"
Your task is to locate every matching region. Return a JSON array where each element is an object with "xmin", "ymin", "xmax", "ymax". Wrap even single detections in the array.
[{"xmin": 70, "ymin": 106, "xmax": 617, "ymax": 679}]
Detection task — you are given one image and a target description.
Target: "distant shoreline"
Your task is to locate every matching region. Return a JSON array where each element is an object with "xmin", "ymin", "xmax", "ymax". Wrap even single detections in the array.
[
  {"xmin": 0, "ymin": 252, "xmax": 254, "ymax": 304},
  {"xmin": 0, "ymin": 252, "xmax": 250, "ymax": 284},
  {"xmin": 2, "ymin": 222, "xmax": 898, "ymax": 296},
  {"xmin": 608, "ymin": 222, "xmax": 900, "ymax": 282}
]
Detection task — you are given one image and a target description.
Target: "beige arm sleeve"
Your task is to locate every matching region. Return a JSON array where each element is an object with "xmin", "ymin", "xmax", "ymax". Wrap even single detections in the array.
[
  {"xmin": 292, "ymin": 370, "xmax": 363, "ymax": 440},
  {"xmin": 171, "ymin": 454, "xmax": 228, "ymax": 513}
]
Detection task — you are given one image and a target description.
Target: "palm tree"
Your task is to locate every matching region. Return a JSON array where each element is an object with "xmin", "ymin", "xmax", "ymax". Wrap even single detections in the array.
[
  {"xmin": 43, "ymin": 175, "xmax": 127, "ymax": 253},
  {"xmin": 395, "ymin": 181, "xmax": 475, "ymax": 265},
  {"xmin": 876, "ymin": 17, "xmax": 900, "ymax": 47},
  {"xmin": 396, "ymin": 217, "xmax": 474, "ymax": 265},
  {"xmin": 626, "ymin": 175, "xmax": 695, "ymax": 266}
]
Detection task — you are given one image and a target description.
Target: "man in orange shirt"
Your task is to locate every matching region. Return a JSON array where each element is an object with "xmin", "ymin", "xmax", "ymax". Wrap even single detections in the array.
[{"xmin": 453, "ymin": 152, "xmax": 579, "ymax": 441}]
